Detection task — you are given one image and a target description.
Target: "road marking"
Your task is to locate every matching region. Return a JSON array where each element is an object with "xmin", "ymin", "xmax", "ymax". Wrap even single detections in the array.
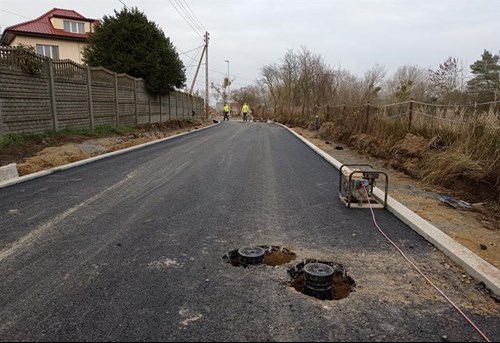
[{"xmin": 0, "ymin": 173, "xmax": 136, "ymax": 263}]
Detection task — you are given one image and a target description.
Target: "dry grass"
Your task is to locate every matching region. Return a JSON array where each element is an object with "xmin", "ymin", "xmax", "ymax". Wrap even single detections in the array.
[
  {"xmin": 422, "ymin": 152, "xmax": 485, "ymax": 187},
  {"xmin": 274, "ymin": 104, "xmax": 500, "ymax": 201}
]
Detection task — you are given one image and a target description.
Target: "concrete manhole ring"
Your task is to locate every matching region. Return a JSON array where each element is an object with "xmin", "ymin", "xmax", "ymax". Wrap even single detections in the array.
[
  {"xmin": 288, "ymin": 259, "xmax": 356, "ymax": 301},
  {"xmin": 223, "ymin": 245, "xmax": 297, "ymax": 268},
  {"xmin": 238, "ymin": 246, "xmax": 266, "ymax": 265}
]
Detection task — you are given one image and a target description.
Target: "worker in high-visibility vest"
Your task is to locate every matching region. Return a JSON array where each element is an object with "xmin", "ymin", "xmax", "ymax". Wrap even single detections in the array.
[
  {"xmin": 242, "ymin": 103, "xmax": 250, "ymax": 122},
  {"xmin": 223, "ymin": 103, "xmax": 230, "ymax": 121}
]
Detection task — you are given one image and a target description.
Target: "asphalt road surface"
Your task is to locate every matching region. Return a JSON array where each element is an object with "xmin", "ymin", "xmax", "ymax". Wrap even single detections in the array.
[{"xmin": 0, "ymin": 122, "xmax": 499, "ymax": 342}]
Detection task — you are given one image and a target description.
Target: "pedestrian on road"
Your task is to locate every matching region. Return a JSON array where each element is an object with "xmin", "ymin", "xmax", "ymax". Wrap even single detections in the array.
[
  {"xmin": 242, "ymin": 102, "xmax": 250, "ymax": 122},
  {"xmin": 223, "ymin": 103, "xmax": 230, "ymax": 121}
]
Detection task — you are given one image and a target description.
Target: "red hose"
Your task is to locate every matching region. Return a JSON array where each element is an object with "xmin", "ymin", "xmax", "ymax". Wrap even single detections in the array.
[{"xmin": 362, "ymin": 185, "xmax": 491, "ymax": 342}]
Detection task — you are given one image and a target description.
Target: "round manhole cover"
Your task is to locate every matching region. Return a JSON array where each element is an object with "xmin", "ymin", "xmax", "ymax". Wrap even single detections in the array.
[
  {"xmin": 288, "ymin": 259, "xmax": 355, "ymax": 301},
  {"xmin": 304, "ymin": 263, "xmax": 334, "ymax": 299},
  {"xmin": 223, "ymin": 246, "xmax": 296, "ymax": 267},
  {"xmin": 304, "ymin": 263, "xmax": 334, "ymax": 277},
  {"xmin": 238, "ymin": 246, "xmax": 265, "ymax": 265}
]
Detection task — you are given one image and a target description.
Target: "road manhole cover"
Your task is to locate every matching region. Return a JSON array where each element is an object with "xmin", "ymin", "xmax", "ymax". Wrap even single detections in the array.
[
  {"xmin": 223, "ymin": 245, "xmax": 297, "ymax": 268},
  {"xmin": 288, "ymin": 259, "xmax": 355, "ymax": 300},
  {"xmin": 238, "ymin": 246, "xmax": 266, "ymax": 265}
]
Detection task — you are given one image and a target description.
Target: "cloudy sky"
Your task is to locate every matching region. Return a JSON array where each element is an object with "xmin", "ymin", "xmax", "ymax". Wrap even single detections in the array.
[{"xmin": 1, "ymin": 0, "xmax": 499, "ymax": 93}]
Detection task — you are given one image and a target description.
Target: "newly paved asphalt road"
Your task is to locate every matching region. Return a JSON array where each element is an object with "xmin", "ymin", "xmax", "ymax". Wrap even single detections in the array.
[{"xmin": 0, "ymin": 122, "xmax": 498, "ymax": 342}]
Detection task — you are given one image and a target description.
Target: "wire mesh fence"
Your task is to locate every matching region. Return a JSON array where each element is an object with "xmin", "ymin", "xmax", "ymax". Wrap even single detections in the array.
[{"xmin": 278, "ymin": 99, "xmax": 500, "ymax": 138}]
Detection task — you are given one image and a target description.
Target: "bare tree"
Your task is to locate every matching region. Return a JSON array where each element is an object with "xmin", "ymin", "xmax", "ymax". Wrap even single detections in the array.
[
  {"xmin": 260, "ymin": 63, "xmax": 281, "ymax": 115},
  {"xmin": 428, "ymin": 57, "xmax": 469, "ymax": 103},
  {"xmin": 386, "ymin": 65, "xmax": 429, "ymax": 102},
  {"xmin": 363, "ymin": 64, "xmax": 386, "ymax": 103}
]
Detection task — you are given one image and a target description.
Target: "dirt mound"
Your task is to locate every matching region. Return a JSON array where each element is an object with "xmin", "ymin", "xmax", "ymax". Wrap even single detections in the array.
[
  {"xmin": 388, "ymin": 133, "xmax": 430, "ymax": 179},
  {"xmin": 17, "ymin": 144, "xmax": 91, "ymax": 175},
  {"xmin": 343, "ymin": 133, "xmax": 429, "ymax": 179},
  {"xmin": 2, "ymin": 120, "xmax": 206, "ymax": 176}
]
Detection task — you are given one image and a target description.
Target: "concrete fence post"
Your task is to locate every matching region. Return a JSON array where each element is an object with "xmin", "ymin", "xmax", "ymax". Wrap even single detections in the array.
[
  {"xmin": 183, "ymin": 93, "xmax": 186, "ymax": 118},
  {"xmin": 148, "ymin": 95, "xmax": 152, "ymax": 124},
  {"xmin": 114, "ymin": 73, "xmax": 119, "ymax": 126},
  {"xmin": 86, "ymin": 66, "xmax": 94, "ymax": 130},
  {"xmin": 133, "ymin": 80, "xmax": 138, "ymax": 125},
  {"xmin": 160, "ymin": 95, "xmax": 163, "ymax": 123},
  {"xmin": 47, "ymin": 59, "xmax": 58, "ymax": 131},
  {"xmin": 175, "ymin": 91, "xmax": 179, "ymax": 119},
  {"xmin": 168, "ymin": 92, "xmax": 171, "ymax": 120}
]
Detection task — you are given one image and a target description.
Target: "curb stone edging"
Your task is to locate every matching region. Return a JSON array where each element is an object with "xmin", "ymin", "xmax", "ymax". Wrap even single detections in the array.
[
  {"xmin": 278, "ymin": 123, "xmax": 500, "ymax": 297},
  {"xmin": 0, "ymin": 163, "xmax": 19, "ymax": 183},
  {"xmin": 0, "ymin": 122, "xmax": 220, "ymax": 189}
]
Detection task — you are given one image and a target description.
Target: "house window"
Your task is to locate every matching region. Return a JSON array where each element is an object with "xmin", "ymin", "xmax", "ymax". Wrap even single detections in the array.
[
  {"xmin": 36, "ymin": 44, "xmax": 59, "ymax": 59},
  {"xmin": 63, "ymin": 20, "xmax": 85, "ymax": 34}
]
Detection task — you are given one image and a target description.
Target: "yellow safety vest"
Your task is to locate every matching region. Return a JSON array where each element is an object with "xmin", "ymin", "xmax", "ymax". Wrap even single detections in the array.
[
  {"xmin": 224, "ymin": 105, "xmax": 229, "ymax": 112},
  {"xmin": 242, "ymin": 104, "xmax": 250, "ymax": 113}
]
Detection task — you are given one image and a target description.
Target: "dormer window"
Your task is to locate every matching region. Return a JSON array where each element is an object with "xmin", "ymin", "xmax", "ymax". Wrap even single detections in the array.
[{"xmin": 63, "ymin": 20, "xmax": 85, "ymax": 33}]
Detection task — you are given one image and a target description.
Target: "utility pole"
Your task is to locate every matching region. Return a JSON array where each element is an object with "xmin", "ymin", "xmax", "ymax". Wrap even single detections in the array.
[
  {"xmin": 190, "ymin": 46, "xmax": 205, "ymax": 95},
  {"xmin": 189, "ymin": 32, "xmax": 210, "ymax": 119},
  {"xmin": 205, "ymin": 31, "xmax": 210, "ymax": 119}
]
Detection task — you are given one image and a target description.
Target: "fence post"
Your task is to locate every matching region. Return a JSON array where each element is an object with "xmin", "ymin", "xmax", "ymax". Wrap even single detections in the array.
[
  {"xmin": 175, "ymin": 91, "xmax": 179, "ymax": 119},
  {"xmin": 342, "ymin": 104, "xmax": 346, "ymax": 118},
  {"xmin": 168, "ymin": 92, "xmax": 171, "ymax": 120},
  {"xmin": 182, "ymin": 93, "xmax": 186, "ymax": 118},
  {"xmin": 86, "ymin": 66, "xmax": 94, "ymax": 130},
  {"xmin": 365, "ymin": 102, "xmax": 370, "ymax": 132},
  {"xmin": 408, "ymin": 98, "xmax": 414, "ymax": 131},
  {"xmin": 148, "ymin": 96, "xmax": 152, "ymax": 123},
  {"xmin": 114, "ymin": 73, "xmax": 119, "ymax": 126},
  {"xmin": 160, "ymin": 95, "xmax": 163, "ymax": 123},
  {"xmin": 47, "ymin": 59, "xmax": 58, "ymax": 131},
  {"xmin": 133, "ymin": 80, "xmax": 138, "ymax": 125}
]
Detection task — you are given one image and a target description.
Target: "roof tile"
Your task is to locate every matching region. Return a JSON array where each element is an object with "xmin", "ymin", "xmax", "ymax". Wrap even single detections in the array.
[{"xmin": 5, "ymin": 8, "xmax": 97, "ymax": 39}]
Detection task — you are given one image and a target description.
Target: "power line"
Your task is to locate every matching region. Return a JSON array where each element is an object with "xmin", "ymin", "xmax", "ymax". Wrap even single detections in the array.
[
  {"xmin": 0, "ymin": 9, "xmax": 31, "ymax": 20},
  {"xmin": 185, "ymin": 46, "xmax": 204, "ymax": 73},
  {"xmin": 173, "ymin": 0, "xmax": 205, "ymax": 35},
  {"xmin": 118, "ymin": 0, "xmax": 131, "ymax": 10},
  {"xmin": 168, "ymin": 0, "xmax": 204, "ymax": 38},
  {"xmin": 180, "ymin": 0, "xmax": 207, "ymax": 32},
  {"xmin": 177, "ymin": 45, "xmax": 204, "ymax": 56},
  {"xmin": 207, "ymin": 68, "xmax": 257, "ymax": 82}
]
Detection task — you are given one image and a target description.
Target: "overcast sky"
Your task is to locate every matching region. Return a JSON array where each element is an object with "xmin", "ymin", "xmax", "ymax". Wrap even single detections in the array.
[{"xmin": 1, "ymin": 0, "xmax": 499, "ymax": 93}]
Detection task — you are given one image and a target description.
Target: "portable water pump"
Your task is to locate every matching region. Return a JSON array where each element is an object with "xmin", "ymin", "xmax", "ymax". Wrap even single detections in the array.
[{"xmin": 339, "ymin": 164, "xmax": 388, "ymax": 209}]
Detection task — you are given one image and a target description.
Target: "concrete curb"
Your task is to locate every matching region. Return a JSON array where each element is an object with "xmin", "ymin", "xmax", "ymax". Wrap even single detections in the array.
[
  {"xmin": 0, "ymin": 121, "xmax": 220, "ymax": 189},
  {"xmin": 0, "ymin": 163, "xmax": 19, "ymax": 183},
  {"xmin": 278, "ymin": 123, "xmax": 500, "ymax": 296}
]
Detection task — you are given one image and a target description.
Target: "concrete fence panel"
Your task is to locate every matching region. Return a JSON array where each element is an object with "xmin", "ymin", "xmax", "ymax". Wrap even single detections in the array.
[
  {"xmin": 0, "ymin": 69, "xmax": 52, "ymax": 134},
  {"xmin": 54, "ymin": 61, "xmax": 89, "ymax": 129},
  {"xmin": 117, "ymin": 75, "xmax": 136, "ymax": 126},
  {"xmin": 169, "ymin": 91, "xmax": 177, "ymax": 119},
  {"xmin": 90, "ymin": 68, "xmax": 116, "ymax": 127},
  {"xmin": 150, "ymin": 95, "xmax": 161, "ymax": 124},
  {"xmin": 136, "ymin": 81, "xmax": 149, "ymax": 124},
  {"xmin": 0, "ymin": 47, "xmax": 204, "ymax": 136}
]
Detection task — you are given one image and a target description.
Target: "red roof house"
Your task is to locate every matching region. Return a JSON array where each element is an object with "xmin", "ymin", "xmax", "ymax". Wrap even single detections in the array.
[{"xmin": 1, "ymin": 8, "xmax": 98, "ymax": 63}]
